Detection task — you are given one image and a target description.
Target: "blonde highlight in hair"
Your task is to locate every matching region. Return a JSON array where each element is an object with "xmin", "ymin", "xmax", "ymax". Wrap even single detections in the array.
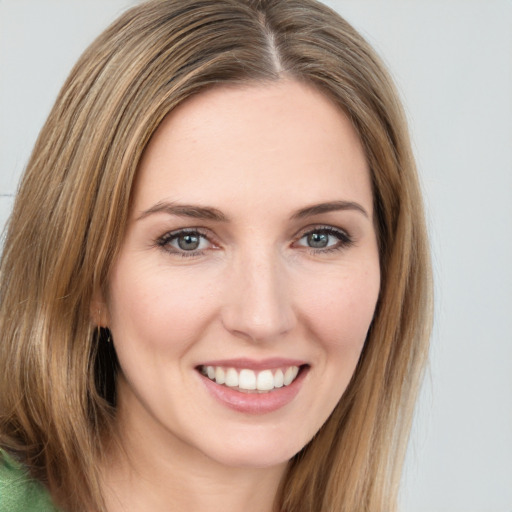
[{"xmin": 0, "ymin": 1, "xmax": 432, "ymax": 511}]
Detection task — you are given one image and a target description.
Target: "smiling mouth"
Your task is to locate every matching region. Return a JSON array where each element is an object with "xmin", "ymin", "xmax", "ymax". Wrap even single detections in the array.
[{"xmin": 198, "ymin": 365, "xmax": 305, "ymax": 393}]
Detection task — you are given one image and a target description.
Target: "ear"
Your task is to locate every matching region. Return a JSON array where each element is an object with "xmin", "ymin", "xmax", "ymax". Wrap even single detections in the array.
[{"xmin": 90, "ymin": 286, "xmax": 110, "ymax": 327}]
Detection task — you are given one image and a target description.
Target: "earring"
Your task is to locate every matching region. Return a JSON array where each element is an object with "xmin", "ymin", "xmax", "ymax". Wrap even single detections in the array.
[{"xmin": 106, "ymin": 329, "xmax": 112, "ymax": 343}]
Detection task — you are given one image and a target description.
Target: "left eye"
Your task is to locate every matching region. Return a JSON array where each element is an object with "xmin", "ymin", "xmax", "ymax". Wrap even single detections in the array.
[
  {"xmin": 296, "ymin": 227, "xmax": 351, "ymax": 250},
  {"xmin": 159, "ymin": 230, "xmax": 211, "ymax": 253}
]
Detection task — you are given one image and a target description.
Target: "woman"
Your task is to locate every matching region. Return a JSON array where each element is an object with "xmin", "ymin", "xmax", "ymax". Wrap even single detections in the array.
[{"xmin": 0, "ymin": 1, "xmax": 432, "ymax": 511}]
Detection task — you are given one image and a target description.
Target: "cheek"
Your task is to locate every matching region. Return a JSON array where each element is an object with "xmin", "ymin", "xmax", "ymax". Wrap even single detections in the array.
[
  {"xmin": 302, "ymin": 266, "xmax": 380, "ymax": 350},
  {"xmin": 107, "ymin": 263, "xmax": 218, "ymax": 352},
  {"xmin": 285, "ymin": 266, "xmax": 380, "ymax": 445}
]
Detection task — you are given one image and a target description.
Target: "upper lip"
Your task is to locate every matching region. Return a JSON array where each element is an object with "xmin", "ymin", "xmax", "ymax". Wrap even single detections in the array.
[{"xmin": 196, "ymin": 358, "xmax": 308, "ymax": 371}]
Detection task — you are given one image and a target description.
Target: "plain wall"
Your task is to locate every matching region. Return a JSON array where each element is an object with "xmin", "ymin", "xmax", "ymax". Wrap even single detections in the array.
[{"xmin": 1, "ymin": 1, "xmax": 511, "ymax": 511}]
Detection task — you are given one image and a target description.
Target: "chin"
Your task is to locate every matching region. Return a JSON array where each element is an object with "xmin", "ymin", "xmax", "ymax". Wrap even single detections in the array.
[{"xmin": 196, "ymin": 427, "xmax": 310, "ymax": 470}]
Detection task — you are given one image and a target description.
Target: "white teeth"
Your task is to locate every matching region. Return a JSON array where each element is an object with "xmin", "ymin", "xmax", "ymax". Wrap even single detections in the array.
[
  {"xmin": 215, "ymin": 367, "xmax": 225, "ymax": 385},
  {"xmin": 225, "ymin": 368, "xmax": 239, "ymax": 387},
  {"xmin": 202, "ymin": 365, "xmax": 301, "ymax": 392},
  {"xmin": 256, "ymin": 370, "xmax": 274, "ymax": 391},
  {"xmin": 239, "ymin": 369, "xmax": 256, "ymax": 390},
  {"xmin": 274, "ymin": 369, "xmax": 284, "ymax": 388},
  {"xmin": 283, "ymin": 366, "xmax": 297, "ymax": 386}
]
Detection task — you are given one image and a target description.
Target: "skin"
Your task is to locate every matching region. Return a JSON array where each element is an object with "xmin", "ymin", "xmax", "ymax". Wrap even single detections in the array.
[{"xmin": 94, "ymin": 79, "xmax": 380, "ymax": 512}]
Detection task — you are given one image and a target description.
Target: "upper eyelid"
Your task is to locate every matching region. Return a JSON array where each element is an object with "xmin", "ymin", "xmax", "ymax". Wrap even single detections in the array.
[
  {"xmin": 294, "ymin": 224, "xmax": 351, "ymax": 239},
  {"xmin": 156, "ymin": 224, "xmax": 352, "ymax": 249},
  {"xmin": 292, "ymin": 225, "xmax": 354, "ymax": 252},
  {"xmin": 159, "ymin": 227, "xmax": 211, "ymax": 239},
  {"xmin": 155, "ymin": 229, "xmax": 217, "ymax": 258},
  {"xmin": 158, "ymin": 224, "xmax": 350, "ymax": 237},
  {"xmin": 157, "ymin": 227, "xmax": 215, "ymax": 247}
]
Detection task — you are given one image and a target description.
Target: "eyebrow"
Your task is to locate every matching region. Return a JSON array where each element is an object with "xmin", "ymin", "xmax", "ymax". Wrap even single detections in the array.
[
  {"xmin": 137, "ymin": 202, "xmax": 229, "ymax": 222},
  {"xmin": 137, "ymin": 199, "xmax": 368, "ymax": 223},
  {"xmin": 291, "ymin": 200, "xmax": 369, "ymax": 220}
]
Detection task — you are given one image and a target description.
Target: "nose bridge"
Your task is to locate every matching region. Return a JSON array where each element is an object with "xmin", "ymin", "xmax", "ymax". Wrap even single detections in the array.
[{"xmin": 222, "ymin": 245, "xmax": 295, "ymax": 342}]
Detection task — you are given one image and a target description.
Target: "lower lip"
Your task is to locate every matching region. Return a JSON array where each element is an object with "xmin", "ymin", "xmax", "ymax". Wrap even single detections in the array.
[{"xmin": 199, "ymin": 367, "xmax": 307, "ymax": 414}]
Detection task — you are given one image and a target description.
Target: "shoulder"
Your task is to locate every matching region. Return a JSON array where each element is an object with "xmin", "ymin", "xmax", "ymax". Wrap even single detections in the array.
[{"xmin": 0, "ymin": 450, "xmax": 60, "ymax": 512}]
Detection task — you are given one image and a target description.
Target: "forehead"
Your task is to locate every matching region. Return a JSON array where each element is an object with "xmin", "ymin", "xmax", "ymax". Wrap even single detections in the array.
[{"xmin": 132, "ymin": 79, "xmax": 372, "ymax": 218}]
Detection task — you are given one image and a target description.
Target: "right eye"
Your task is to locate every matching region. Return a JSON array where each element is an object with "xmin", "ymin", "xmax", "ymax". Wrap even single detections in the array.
[{"xmin": 157, "ymin": 229, "xmax": 213, "ymax": 256}]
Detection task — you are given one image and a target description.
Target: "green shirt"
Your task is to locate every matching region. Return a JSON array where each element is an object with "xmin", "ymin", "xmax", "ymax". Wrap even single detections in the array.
[{"xmin": 0, "ymin": 451, "xmax": 59, "ymax": 512}]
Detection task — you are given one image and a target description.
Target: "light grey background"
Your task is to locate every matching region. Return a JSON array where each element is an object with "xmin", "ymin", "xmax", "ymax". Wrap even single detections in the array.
[{"xmin": 1, "ymin": 1, "xmax": 511, "ymax": 511}]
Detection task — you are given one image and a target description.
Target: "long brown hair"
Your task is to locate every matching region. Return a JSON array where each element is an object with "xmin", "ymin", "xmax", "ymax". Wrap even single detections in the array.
[{"xmin": 0, "ymin": 1, "xmax": 432, "ymax": 510}]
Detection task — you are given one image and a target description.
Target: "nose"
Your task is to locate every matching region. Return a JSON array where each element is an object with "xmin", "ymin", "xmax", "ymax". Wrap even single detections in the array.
[{"xmin": 221, "ymin": 248, "xmax": 296, "ymax": 343}]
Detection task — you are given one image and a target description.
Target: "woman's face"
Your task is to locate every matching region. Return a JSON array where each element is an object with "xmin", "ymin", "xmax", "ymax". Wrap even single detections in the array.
[{"xmin": 101, "ymin": 80, "xmax": 380, "ymax": 469}]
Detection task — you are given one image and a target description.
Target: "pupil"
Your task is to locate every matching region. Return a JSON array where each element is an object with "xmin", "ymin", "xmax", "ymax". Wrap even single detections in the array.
[
  {"xmin": 178, "ymin": 234, "xmax": 200, "ymax": 250},
  {"xmin": 308, "ymin": 232, "xmax": 328, "ymax": 248}
]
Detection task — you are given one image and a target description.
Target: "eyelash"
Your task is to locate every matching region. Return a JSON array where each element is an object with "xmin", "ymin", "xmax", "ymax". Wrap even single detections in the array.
[
  {"xmin": 156, "ymin": 225, "xmax": 353, "ymax": 258},
  {"xmin": 156, "ymin": 228, "xmax": 214, "ymax": 258},
  {"xmin": 295, "ymin": 225, "xmax": 354, "ymax": 254}
]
